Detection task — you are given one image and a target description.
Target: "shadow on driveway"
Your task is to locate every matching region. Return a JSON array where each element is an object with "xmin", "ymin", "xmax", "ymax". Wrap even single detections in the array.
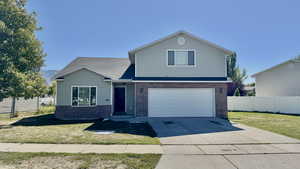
[{"xmin": 148, "ymin": 117, "xmax": 243, "ymax": 138}]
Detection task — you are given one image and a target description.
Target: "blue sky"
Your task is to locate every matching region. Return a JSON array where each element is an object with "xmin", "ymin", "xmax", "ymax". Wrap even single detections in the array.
[{"xmin": 27, "ymin": 0, "xmax": 300, "ymax": 82}]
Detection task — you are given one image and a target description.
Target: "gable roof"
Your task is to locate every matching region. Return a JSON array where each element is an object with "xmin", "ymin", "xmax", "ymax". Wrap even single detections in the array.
[
  {"xmin": 53, "ymin": 57, "xmax": 131, "ymax": 80},
  {"xmin": 252, "ymin": 56, "xmax": 300, "ymax": 77},
  {"xmin": 128, "ymin": 30, "xmax": 234, "ymax": 62}
]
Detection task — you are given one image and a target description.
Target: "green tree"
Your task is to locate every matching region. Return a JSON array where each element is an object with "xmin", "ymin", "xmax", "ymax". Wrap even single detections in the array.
[
  {"xmin": 232, "ymin": 67, "xmax": 248, "ymax": 89},
  {"xmin": 246, "ymin": 89, "xmax": 255, "ymax": 96},
  {"xmin": 0, "ymin": 0, "xmax": 46, "ymax": 117},
  {"xmin": 233, "ymin": 88, "xmax": 241, "ymax": 96},
  {"xmin": 227, "ymin": 52, "xmax": 237, "ymax": 79},
  {"xmin": 47, "ymin": 81, "xmax": 56, "ymax": 105},
  {"xmin": 47, "ymin": 81, "xmax": 56, "ymax": 97},
  {"xmin": 24, "ymin": 72, "xmax": 48, "ymax": 111},
  {"xmin": 227, "ymin": 53, "xmax": 248, "ymax": 96}
]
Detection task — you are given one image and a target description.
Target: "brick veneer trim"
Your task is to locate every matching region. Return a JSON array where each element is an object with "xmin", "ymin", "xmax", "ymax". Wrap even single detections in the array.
[
  {"xmin": 55, "ymin": 105, "xmax": 112, "ymax": 120},
  {"xmin": 135, "ymin": 83, "xmax": 228, "ymax": 118}
]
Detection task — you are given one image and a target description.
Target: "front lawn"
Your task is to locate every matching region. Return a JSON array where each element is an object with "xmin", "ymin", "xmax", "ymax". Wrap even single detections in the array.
[
  {"xmin": 0, "ymin": 109, "xmax": 159, "ymax": 145},
  {"xmin": 229, "ymin": 111, "xmax": 300, "ymax": 140},
  {"xmin": 0, "ymin": 152, "xmax": 160, "ymax": 169}
]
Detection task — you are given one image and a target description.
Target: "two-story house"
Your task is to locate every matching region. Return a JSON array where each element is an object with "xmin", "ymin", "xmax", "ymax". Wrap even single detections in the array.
[{"xmin": 53, "ymin": 31, "xmax": 233, "ymax": 120}]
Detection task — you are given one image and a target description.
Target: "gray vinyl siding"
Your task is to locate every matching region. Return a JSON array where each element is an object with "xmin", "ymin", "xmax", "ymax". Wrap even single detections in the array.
[
  {"xmin": 255, "ymin": 62, "xmax": 300, "ymax": 96},
  {"xmin": 135, "ymin": 34, "xmax": 227, "ymax": 77},
  {"xmin": 56, "ymin": 69, "xmax": 112, "ymax": 106},
  {"xmin": 126, "ymin": 84, "xmax": 135, "ymax": 114}
]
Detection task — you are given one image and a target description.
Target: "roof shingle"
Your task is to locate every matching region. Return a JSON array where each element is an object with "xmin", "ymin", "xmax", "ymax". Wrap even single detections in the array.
[{"xmin": 53, "ymin": 57, "xmax": 132, "ymax": 80}]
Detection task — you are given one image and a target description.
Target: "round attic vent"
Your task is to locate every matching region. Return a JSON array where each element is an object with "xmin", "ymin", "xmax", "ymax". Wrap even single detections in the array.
[{"xmin": 177, "ymin": 36, "xmax": 186, "ymax": 45}]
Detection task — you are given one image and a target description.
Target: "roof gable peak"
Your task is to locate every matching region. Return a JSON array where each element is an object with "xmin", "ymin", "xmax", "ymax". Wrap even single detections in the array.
[{"xmin": 128, "ymin": 30, "xmax": 233, "ymax": 55}]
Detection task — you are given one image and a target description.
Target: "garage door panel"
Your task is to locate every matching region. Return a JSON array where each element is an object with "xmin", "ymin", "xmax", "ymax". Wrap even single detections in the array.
[{"xmin": 148, "ymin": 88, "xmax": 215, "ymax": 117}]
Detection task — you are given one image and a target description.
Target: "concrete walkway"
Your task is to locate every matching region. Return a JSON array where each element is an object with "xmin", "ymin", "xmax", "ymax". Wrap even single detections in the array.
[
  {"xmin": 1, "ymin": 142, "xmax": 300, "ymax": 155},
  {"xmin": 0, "ymin": 143, "xmax": 163, "ymax": 154},
  {"xmin": 148, "ymin": 117, "xmax": 300, "ymax": 145},
  {"xmin": 1, "ymin": 142, "xmax": 300, "ymax": 169},
  {"xmin": 156, "ymin": 154, "xmax": 300, "ymax": 169},
  {"xmin": 157, "ymin": 143, "xmax": 300, "ymax": 169},
  {"xmin": 162, "ymin": 143, "xmax": 300, "ymax": 155},
  {"xmin": 148, "ymin": 118, "xmax": 300, "ymax": 169}
]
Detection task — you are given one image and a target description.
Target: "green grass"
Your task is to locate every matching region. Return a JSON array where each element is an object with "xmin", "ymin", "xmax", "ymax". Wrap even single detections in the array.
[
  {"xmin": 0, "ymin": 152, "xmax": 161, "ymax": 169},
  {"xmin": 35, "ymin": 105, "xmax": 56, "ymax": 114},
  {"xmin": 229, "ymin": 111, "xmax": 300, "ymax": 140},
  {"xmin": 0, "ymin": 108, "xmax": 159, "ymax": 145}
]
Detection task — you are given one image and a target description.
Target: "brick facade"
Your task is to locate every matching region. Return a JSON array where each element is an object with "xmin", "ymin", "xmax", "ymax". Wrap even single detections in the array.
[
  {"xmin": 55, "ymin": 105, "xmax": 112, "ymax": 120},
  {"xmin": 135, "ymin": 82, "xmax": 228, "ymax": 118}
]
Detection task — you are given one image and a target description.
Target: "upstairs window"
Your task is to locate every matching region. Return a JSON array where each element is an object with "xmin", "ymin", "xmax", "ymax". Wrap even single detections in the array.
[
  {"xmin": 168, "ymin": 50, "xmax": 195, "ymax": 66},
  {"xmin": 72, "ymin": 86, "xmax": 96, "ymax": 106}
]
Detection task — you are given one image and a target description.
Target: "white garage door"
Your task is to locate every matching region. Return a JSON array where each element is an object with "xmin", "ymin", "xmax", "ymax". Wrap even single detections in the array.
[{"xmin": 148, "ymin": 88, "xmax": 215, "ymax": 117}]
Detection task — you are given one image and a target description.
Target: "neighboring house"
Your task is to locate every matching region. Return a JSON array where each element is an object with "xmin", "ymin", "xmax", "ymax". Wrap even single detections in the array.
[
  {"xmin": 252, "ymin": 56, "xmax": 300, "ymax": 96},
  {"xmin": 53, "ymin": 31, "xmax": 233, "ymax": 120}
]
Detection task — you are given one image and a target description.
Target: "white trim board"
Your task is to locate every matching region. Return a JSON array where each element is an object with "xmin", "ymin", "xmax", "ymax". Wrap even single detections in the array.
[{"xmin": 54, "ymin": 67, "xmax": 109, "ymax": 80}]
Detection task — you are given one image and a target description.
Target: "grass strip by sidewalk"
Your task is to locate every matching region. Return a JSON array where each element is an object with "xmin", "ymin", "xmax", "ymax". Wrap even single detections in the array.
[
  {"xmin": 0, "ymin": 152, "xmax": 161, "ymax": 169},
  {"xmin": 229, "ymin": 111, "xmax": 300, "ymax": 140}
]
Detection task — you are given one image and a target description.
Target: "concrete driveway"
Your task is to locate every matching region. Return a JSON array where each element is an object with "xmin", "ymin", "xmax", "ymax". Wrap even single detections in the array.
[
  {"xmin": 148, "ymin": 117, "xmax": 300, "ymax": 145},
  {"xmin": 148, "ymin": 117, "xmax": 300, "ymax": 169}
]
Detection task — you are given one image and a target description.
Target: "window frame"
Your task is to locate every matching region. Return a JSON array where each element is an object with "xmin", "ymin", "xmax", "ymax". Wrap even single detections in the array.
[
  {"xmin": 166, "ymin": 49, "xmax": 196, "ymax": 67},
  {"xmin": 71, "ymin": 85, "xmax": 97, "ymax": 107}
]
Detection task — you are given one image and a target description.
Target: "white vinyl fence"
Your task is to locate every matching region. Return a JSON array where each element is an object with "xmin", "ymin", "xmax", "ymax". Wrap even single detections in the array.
[{"xmin": 228, "ymin": 96, "xmax": 300, "ymax": 115}]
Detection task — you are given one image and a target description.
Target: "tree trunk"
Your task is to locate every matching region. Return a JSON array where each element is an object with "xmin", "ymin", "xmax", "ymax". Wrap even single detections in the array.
[
  {"xmin": 10, "ymin": 97, "xmax": 16, "ymax": 118},
  {"xmin": 37, "ymin": 96, "xmax": 40, "ymax": 112}
]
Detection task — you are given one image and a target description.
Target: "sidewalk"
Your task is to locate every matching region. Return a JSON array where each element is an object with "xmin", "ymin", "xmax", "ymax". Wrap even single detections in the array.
[
  {"xmin": 157, "ymin": 144, "xmax": 300, "ymax": 169},
  {"xmin": 163, "ymin": 143, "xmax": 300, "ymax": 155},
  {"xmin": 0, "ymin": 143, "xmax": 163, "ymax": 154},
  {"xmin": 1, "ymin": 143, "xmax": 300, "ymax": 155}
]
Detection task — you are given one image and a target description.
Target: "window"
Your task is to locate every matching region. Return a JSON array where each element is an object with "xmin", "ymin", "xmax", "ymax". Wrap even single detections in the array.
[
  {"xmin": 168, "ymin": 50, "xmax": 195, "ymax": 66},
  {"xmin": 72, "ymin": 86, "xmax": 96, "ymax": 106}
]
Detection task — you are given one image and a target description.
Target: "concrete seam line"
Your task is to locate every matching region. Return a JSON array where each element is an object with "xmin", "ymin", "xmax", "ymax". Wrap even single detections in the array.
[
  {"xmin": 195, "ymin": 145, "xmax": 206, "ymax": 154},
  {"xmin": 222, "ymin": 155, "xmax": 239, "ymax": 169}
]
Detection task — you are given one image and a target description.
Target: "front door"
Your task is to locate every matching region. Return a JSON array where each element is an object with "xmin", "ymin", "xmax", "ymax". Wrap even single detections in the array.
[{"xmin": 114, "ymin": 87, "xmax": 126, "ymax": 113}]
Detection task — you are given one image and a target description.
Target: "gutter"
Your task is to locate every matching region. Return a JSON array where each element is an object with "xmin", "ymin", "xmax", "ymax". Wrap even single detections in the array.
[
  {"xmin": 132, "ymin": 80, "xmax": 232, "ymax": 83},
  {"xmin": 105, "ymin": 79, "xmax": 232, "ymax": 83}
]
